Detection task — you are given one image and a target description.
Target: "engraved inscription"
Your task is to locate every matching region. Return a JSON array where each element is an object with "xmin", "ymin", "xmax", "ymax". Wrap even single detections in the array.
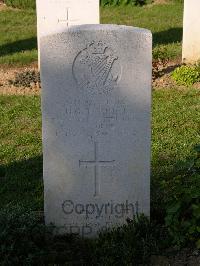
[
  {"xmin": 72, "ymin": 41, "xmax": 121, "ymax": 94},
  {"xmin": 79, "ymin": 142, "xmax": 115, "ymax": 197},
  {"xmin": 65, "ymin": 99, "xmax": 134, "ymax": 122}
]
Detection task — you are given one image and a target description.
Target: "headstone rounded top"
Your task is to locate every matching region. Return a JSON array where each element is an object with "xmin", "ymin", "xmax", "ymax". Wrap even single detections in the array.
[
  {"xmin": 68, "ymin": 24, "xmax": 150, "ymax": 32},
  {"xmin": 41, "ymin": 24, "xmax": 151, "ymax": 40}
]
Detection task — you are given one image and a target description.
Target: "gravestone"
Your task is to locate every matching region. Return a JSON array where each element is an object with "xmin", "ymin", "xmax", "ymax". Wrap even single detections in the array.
[
  {"xmin": 41, "ymin": 24, "xmax": 152, "ymax": 237},
  {"xmin": 36, "ymin": 0, "xmax": 99, "ymax": 66},
  {"xmin": 182, "ymin": 0, "xmax": 200, "ymax": 62}
]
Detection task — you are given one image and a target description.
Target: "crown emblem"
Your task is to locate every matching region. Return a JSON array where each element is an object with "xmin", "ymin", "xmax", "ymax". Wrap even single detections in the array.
[{"xmin": 87, "ymin": 41, "xmax": 107, "ymax": 54}]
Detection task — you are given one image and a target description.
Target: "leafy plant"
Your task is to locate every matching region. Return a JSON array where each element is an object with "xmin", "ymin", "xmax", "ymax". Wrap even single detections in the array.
[
  {"xmin": 8, "ymin": 70, "xmax": 40, "ymax": 88},
  {"xmin": 172, "ymin": 65, "xmax": 200, "ymax": 86},
  {"xmin": 162, "ymin": 145, "xmax": 200, "ymax": 248}
]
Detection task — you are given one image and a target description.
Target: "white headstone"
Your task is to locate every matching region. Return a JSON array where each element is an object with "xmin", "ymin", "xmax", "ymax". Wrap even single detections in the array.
[
  {"xmin": 41, "ymin": 25, "xmax": 152, "ymax": 237},
  {"xmin": 36, "ymin": 0, "xmax": 99, "ymax": 66},
  {"xmin": 182, "ymin": 0, "xmax": 200, "ymax": 63}
]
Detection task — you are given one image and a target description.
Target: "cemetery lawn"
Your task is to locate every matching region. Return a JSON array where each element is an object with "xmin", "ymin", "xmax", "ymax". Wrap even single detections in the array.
[
  {"xmin": 0, "ymin": 88, "xmax": 200, "ymax": 264},
  {"xmin": 0, "ymin": 1, "xmax": 183, "ymax": 66},
  {"xmin": 0, "ymin": 88, "xmax": 200, "ymax": 211}
]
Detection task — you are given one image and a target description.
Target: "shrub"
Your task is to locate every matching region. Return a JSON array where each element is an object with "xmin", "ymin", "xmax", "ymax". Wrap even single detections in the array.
[{"xmin": 172, "ymin": 65, "xmax": 200, "ymax": 86}]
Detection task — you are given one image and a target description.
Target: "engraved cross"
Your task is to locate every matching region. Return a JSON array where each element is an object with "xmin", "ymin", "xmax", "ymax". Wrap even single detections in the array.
[
  {"xmin": 79, "ymin": 142, "xmax": 115, "ymax": 197},
  {"xmin": 58, "ymin": 8, "xmax": 79, "ymax": 26}
]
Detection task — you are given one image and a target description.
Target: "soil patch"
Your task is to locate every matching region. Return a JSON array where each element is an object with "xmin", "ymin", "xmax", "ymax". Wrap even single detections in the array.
[
  {"xmin": 153, "ymin": 60, "xmax": 181, "ymax": 89},
  {"xmin": 0, "ymin": 64, "xmax": 40, "ymax": 95},
  {"xmin": 0, "ymin": 59, "xmax": 199, "ymax": 96}
]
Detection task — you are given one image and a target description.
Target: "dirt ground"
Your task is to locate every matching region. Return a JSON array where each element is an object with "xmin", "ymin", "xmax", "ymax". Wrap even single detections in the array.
[
  {"xmin": 1, "ymin": 60, "xmax": 199, "ymax": 96},
  {"xmin": 0, "ymin": 64, "xmax": 40, "ymax": 95}
]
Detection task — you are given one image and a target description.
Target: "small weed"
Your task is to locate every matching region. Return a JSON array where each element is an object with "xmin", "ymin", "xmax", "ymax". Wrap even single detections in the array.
[
  {"xmin": 172, "ymin": 65, "xmax": 200, "ymax": 86},
  {"xmin": 8, "ymin": 70, "xmax": 40, "ymax": 88}
]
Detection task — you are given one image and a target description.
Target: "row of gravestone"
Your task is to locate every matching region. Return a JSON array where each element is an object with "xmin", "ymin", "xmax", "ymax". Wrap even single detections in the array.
[
  {"xmin": 38, "ymin": 0, "xmax": 199, "ymax": 237},
  {"xmin": 37, "ymin": 0, "xmax": 200, "ymax": 64}
]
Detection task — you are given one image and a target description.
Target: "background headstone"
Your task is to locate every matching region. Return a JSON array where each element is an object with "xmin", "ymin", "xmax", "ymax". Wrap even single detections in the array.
[
  {"xmin": 182, "ymin": 0, "xmax": 200, "ymax": 63},
  {"xmin": 36, "ymin": 0, "xmax": 99, "ymax": 66},
  {"xmin": 41, "ymin": 25, "xmax": 152, "ymax": 237}
]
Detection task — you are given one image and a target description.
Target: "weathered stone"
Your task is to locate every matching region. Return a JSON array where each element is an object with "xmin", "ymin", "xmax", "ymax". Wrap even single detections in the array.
[{"xmin": 41, "ymin": 24, "xmax": 152, "ymax": 237}]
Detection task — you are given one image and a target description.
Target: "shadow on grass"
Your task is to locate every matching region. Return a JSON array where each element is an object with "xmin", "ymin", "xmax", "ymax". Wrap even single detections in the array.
[
  {"xmin": 0, "ymin": 154, "xmax": 183, "ymax": 217},
  {"xmin": 153, "ymin": 27, "xmax": 183, "ymax": 45},
  {"xmin": 0, "ymin": 155, "xmax": 43, "ymax": 210},
  {"xmin": 0, "ymin": 37, "xmax": 37, "ymax": 57},
  {"xmin": 0, "ymin": 28, "xmax": 182, "ymax": 58}
]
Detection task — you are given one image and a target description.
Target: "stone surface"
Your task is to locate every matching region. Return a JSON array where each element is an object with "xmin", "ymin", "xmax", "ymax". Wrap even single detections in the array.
[
  {"xmin": 182, "ymin": 0, "xmax": 200, "ymax": 62},
  {"xmin": 41, "ymin": 24, "xmax": 152, "ymax": 237}
]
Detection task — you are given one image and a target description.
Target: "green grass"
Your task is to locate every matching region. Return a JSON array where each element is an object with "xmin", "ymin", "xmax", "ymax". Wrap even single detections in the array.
[
  {"xmin": 0, "ymin": 96, "xmax": 42, "ymax": 210},
  {"xmin": 5, "ymin": 0, "xmax": 36, "ymax": 9},
  {"xmin": 0, "ymin": 9, "xmax": 37, "ymax": 65},
  {"xmin": 102, "ymin": 3, "xmax": 183, "ymax": 59},
  {"xmin": 0, "ymin": 88, "xmax": 199, "ymax": 211},
  {"xmin": 0, "ymin": 2, "xmax": 183, "ymax": 66},
  {"xmin": 151, "ymin": 89, "xmax": 200, "ymax": 215}
]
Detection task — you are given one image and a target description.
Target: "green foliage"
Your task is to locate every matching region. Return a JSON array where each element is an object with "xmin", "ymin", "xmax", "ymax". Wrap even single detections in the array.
[
  {"xmin": 162, "ymin": 146, "xmax": 200, "ymax": 248},
  {"xmin": 172, "ymin": 65, "xmax": 200, "ymax": 86},
  {"xmin": 153, "ymin": 46, "xmax": 171, "ymax": 61},
  {"xmin": 0, "ymin": 205, "xmax": 156, "ymax": 265},
  {"xmin": 4, "ymin": 0, "xmax": 36, "ymax": 9},
  {"xmin": 92, "ymin": 215, "xmax": 157, "ymax": 265},
  {"xmin": 100, "ymin": 0, "xmax": 147, "ymax": 6}
]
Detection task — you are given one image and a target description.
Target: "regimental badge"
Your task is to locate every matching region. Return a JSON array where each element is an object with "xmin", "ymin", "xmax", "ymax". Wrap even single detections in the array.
[{"xmin": 72, "ymin": 41, "xmax": 121, "ymax": 94}]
